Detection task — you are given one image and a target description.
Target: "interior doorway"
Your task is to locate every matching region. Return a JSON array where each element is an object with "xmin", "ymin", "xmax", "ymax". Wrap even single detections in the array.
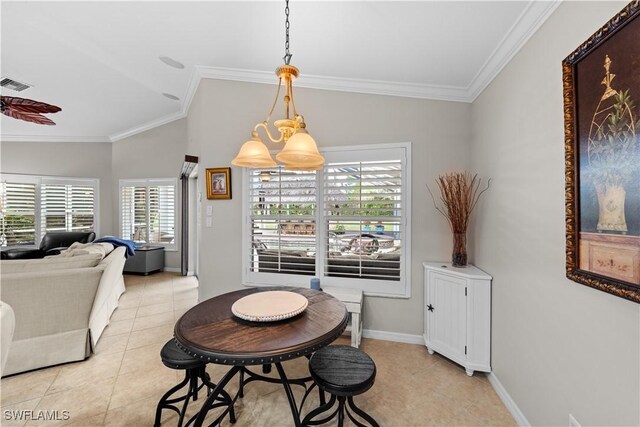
[
  {"xmin": 180, "ymin": 156, "xmax": 198, "ymax": 277},
  {"xmin": 189, "ymin": 169, "xmax": 199, "ymax": 277}
]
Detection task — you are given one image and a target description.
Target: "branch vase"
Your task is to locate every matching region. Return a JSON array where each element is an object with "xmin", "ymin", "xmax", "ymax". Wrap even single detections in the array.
[{"xmin": 452, "ymin": 232, "xmax": 468, "ymax": 267}]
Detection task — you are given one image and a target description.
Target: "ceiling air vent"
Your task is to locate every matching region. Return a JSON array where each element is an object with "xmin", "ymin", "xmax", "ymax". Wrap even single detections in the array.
[{"xmin": 1, "ymin": 77, "xmax": 32, "ymax": 92}]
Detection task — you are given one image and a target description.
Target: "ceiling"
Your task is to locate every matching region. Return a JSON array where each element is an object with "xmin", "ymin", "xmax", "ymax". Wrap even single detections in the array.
[{"xmin": 0, "ymin": 1, "xmax": 560, "ymax": 143}]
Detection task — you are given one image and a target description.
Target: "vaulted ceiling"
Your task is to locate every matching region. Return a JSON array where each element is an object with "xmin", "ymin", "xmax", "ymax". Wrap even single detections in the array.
[{"xmin": 1, "ymin": 1, "xmax": 559, "ymax": 143}]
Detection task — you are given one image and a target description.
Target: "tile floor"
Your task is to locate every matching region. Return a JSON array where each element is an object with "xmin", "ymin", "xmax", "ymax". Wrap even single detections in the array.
[{"xmin": 0, "ymin": 272, "xmax": 515, "ymax": 426}]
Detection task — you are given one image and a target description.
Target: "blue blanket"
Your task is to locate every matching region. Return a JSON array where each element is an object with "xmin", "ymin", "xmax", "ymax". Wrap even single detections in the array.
[{"xmin": 94, "ymin": 236, "xmax": 136, "ymax": 257}]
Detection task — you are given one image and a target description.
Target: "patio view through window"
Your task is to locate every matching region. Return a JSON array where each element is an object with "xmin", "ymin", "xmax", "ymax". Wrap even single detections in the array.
[
  {"xmin": 246, "ymin": 144, "xmax": 409, "ymax": 295},
  {"xmin": 0, "ymin": 175, "xmax": 98, "ymax": 247},
  {"xmin": 120, "ymin": 179, "xmax": 176, "ymax": 249}
]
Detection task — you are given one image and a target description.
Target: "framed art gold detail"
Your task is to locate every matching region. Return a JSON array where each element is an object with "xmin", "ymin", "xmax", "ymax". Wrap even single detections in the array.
[
  {"xmin": 206, "ymin": 168, "xmax": 232, "ymax": 200},
  {"xmin": 563, "ymin": 1, "xmax": 640, "ymax": 303}
]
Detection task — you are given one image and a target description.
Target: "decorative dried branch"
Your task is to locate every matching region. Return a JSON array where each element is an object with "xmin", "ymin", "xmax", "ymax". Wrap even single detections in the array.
[{"xmin": 427, "ymin": 172, "xmax": 491, "ymax": 234}]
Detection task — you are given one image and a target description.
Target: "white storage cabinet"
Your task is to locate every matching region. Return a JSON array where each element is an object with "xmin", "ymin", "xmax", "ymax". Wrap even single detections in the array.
[{"xmin": 423, "ymin": 262, "xmax": 492, "ymax": 376}]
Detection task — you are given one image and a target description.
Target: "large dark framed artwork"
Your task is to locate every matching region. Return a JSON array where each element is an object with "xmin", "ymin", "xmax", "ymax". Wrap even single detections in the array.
[{"xmin": 563, "ymin": 1, "xmax": 640, "ymax": 303}]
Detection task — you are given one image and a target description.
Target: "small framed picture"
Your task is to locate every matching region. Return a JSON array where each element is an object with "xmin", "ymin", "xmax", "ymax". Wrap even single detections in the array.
[{"xmin": 206, "ymin": 167, "xmax": 232, "ymax": 200}]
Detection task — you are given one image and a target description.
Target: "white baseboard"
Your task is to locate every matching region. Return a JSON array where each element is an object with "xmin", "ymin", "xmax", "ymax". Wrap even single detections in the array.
[
  {"xmin": 163, "ymin": 267, "xmax": 180, "ymax": 273},
  {"xmin": 362, "ymin": 328, "xmax": 424, "ymax": 345},
  {"xmin": 487, "ymin": 372, "xmax": 530, "ymax": 427}
]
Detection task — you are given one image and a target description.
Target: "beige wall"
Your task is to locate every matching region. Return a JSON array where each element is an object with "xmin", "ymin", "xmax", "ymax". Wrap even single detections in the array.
[
  {"xmin": 111, "ymin": 119, "xmax": 188, "ymax": 269},
  {"xmin": 187, "ymin": 78, "xmax": 472, "ymax": 335},
  {"xmin": 0, "ymin": 140, "xmax": 114, "ymax": 236},
  {"xmin": 4, "ymin": 4, "xmax": 638, "ymax": 421},
  {"xmin": 470, "ymin": 1, "xmax": 639, "ymax": 425}
]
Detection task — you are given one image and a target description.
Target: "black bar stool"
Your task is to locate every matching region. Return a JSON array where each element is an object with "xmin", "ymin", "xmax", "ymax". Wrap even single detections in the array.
[
  {"xmin": 154, "ymin": 339, "xmax": 236, "ymax": 427},
  {"xmin": 302, "ymin": 345, "xmax": 379, "ymax": 427}
]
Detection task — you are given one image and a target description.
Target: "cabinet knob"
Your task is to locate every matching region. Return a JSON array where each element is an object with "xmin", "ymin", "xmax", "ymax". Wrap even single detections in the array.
[{"xmin": 427, "ymin": 304, "xmax": 434, "ymax": 312}]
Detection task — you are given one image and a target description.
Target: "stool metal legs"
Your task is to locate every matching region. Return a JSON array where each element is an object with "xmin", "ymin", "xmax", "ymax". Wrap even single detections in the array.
[
  {"xmin": 154, "ymin": 366, "xmax": 236, "ymax": 427},
  {"xmin": 300, "ymin": 393, "xmax": 379, "ymax": 427}
]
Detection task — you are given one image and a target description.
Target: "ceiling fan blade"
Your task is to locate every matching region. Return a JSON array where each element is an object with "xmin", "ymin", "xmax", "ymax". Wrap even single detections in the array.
[
  {"xmin": 0, "ymin": 96, "xmax": 61, "ymax": 114},
  {"xmin": 2, "ymin": 108, "xmax": 56, "ymax": 125}
]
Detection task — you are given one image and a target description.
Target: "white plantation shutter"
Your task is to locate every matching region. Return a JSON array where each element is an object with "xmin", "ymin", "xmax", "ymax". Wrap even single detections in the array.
[
  {"xmin": 244, "ymin": 143, "xmax": 410, "ymax": 297},
  {"xmin": 0, "ymin": 175, "xmax": 99, "ymax": 247},
  {"xmin": 120, "ymin": 185, "xmax": 143, "ymax": 242},
  {"xmin": 150, "ymin": 185, "xmax": 176, "ymax": 245},
  {"xmin": 0, "ymin": 181, "xmax": 37, "ymax": 246},
  {"xmin": 69, "ymin": 185, "xmax": 96, "ymax": 232},
  {"xmin": 324, "ymin": 159, "xmax": 403, "ymax": 281},
  {"xmin": 248, "ymin": 168, "xmax": 317, "ymax": 276},
  {"xmin": 41, "ymin": 181, "xmax": 96, "ymax": 233},
  {"xmin": 120, "ymin": 179, "xmax": 176, "ymax": 249}
]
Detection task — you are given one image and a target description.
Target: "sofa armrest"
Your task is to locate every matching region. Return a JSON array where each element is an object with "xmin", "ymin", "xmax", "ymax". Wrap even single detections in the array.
[
  {"xmin": 39, "ymin": 231, "xmax": 96, "ymax": 253},
  {"xmin": 91, "ymin": 247, "xmax": 126, "ymax": 318},
  {"xmin": 1, "ymin": 248, "xmax": 45, "ymax": 260},
  {"xmin": 1, "ymin": 268, "xmax": 102, "ymax": 341}
]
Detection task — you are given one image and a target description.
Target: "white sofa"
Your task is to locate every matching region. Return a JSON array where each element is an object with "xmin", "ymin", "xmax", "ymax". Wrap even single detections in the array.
[
  {"xmin": 0, "ymin": 246, "xmax": 126, "ymax": 376},
  {"xmin": 1, "ymin": 302, "xmax": 15, "ymax": 375}
]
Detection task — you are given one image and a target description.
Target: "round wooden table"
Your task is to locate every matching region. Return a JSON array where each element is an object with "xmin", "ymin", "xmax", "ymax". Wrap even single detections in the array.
[{"xmin": 174, "ymin": 286, "xmax": 349, "ymax": 426}]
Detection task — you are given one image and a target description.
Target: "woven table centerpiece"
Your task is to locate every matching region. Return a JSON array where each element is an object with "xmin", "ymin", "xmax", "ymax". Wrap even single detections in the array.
[{"xmin": 231, "ymin": 291, "xmax": 309, "ymax": 322}]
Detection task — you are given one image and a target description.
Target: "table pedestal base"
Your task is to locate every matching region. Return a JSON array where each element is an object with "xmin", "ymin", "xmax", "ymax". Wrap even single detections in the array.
[{"xmin": 193, "ymin": 362, "xmax": 320, "ymax": 427}]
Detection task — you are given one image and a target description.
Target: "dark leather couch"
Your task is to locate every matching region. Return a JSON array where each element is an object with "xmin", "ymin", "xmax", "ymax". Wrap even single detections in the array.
[
  {"xmin": 256, "ymin": 249, "xmax": 400, "ymax": 280},
  {"xmin": 1, "ymin": 231, "xmax": 96, "ymax": 260}
]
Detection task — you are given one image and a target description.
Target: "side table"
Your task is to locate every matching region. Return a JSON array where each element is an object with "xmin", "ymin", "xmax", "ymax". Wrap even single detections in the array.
[{"xmin": 124, "ymin": 245, "xmax": 165, "ymax": 275}]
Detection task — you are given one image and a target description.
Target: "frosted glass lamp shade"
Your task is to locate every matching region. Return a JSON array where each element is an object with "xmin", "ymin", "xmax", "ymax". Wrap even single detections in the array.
[
  {"xmin": 275, "ymin": 128, "xmax": 324, "ymax": 167},
  {"xmin": 284, "ymin": 161, "xmax": 324, "ymax": 171},
  {"xmin": 232, "ymin": 135, "xmax": 277, "ymax": 168}
]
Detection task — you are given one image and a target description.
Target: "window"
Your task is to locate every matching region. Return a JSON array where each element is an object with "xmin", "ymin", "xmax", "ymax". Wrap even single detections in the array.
[
  {"xmin": 120, "ymin": 179, "xmax": 177, "ymax": 249},
  {"xmin": 0, "ymin": 181, "xmax": 37, "ymax": 246},
  {"xmin": 248, "ymin": 168, "xmax": 317, "ymax": 275},
  {"xmin": 0, "ymin": 174, "xmax": 99, "ymax": 247},
  {"xmin": 244, "ymin": 143, "xmax": 411, "ymax": 297},
  {"xmin": 41, "ymin": 181, "xmax": 96, "ymax": 234}
]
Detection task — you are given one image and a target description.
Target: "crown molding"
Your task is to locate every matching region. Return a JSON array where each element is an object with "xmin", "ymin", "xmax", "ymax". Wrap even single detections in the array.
[
  {"xmin": 108, "ymin": 71, "xmax": 201, "ymax": 142},
  {"xmin": 196, "ymin": 65, "xmax": 471, "ymax": 103},
  {"xmin": 194, "ymin": 1, "xmax": 561, "ymax": 105},
  {"xmin": 0, "ymin": 134, "xmax": 110, "ymax": 143},
  {"xmin": 466, "ymin": 0, "xmax": 562, "ymax": 101},
  {"xmin": 109, "ymin": 110, "xmax": 187, "ymax": 142},
  {"xmin": 2, "ymin": 0, "xmax": 561, "ymax": 143},
  {"xmin": 181, "ymin": 67, "xmax": 203, "ymax": 119}
]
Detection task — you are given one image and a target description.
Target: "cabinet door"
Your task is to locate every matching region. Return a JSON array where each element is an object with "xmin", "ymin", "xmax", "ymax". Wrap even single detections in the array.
[{"xmin": 427, "ymin": 272, "xmax": 467, "ymax": 361}]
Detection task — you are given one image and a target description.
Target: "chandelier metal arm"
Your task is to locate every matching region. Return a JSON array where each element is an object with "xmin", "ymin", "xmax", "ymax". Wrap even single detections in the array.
[
  {"xmin": 264, "ymin": 78, "xmax": 283, "ymax": 124},
  {"xmin": 254, "ymin": 121, "xmax": 285, "ymax": 144},
  {"xmin": 287, "ymin": 78, "xmax": 298, "ymax": 118}
]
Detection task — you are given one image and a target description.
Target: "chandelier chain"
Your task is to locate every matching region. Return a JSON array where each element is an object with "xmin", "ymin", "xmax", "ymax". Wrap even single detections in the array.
[{"xmin": 283, "ymin": 0, "xmax": 292, "ymax": 65}]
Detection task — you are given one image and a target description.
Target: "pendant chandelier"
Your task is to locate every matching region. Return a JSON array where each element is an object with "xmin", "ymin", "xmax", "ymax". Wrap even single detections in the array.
[{"xmin": 231, "ymin": 0, "xmax": 324, "ymax": 170}]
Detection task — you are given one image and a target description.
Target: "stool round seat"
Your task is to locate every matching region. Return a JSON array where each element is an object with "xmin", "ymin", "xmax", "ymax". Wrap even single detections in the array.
[
  {"xmin": 309, "ymin": 345, "xmax": 376, "ymax": 397},
  {"xmin": 160, "ymin": 339, "xmax": 204, "ymax": 370}
]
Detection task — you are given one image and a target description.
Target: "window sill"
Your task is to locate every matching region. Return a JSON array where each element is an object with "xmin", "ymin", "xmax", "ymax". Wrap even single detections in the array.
[{"xmin": 241, "ymin": 280, "xmax": 411, "ymax": 299}]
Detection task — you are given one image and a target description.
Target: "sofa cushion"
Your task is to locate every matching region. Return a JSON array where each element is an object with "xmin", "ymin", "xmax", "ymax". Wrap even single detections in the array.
[
  {"xmin": 58, "ymin": 242, "xmax": 114, "ymax": 258},
  {"xmin": 0, "ymin": 253, "xmax": 103, "ymax": 274}
]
